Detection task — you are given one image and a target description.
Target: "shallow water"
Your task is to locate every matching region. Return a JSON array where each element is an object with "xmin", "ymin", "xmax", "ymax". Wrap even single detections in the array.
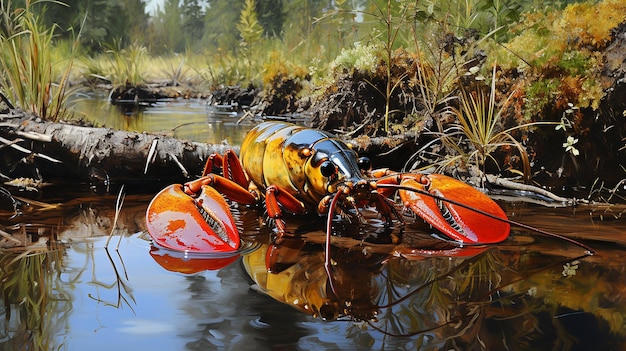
[
  {"xmin": 69, "ymin": 94, "xmax": 255, "ymax": 145},
  {"xmin": 1, "ymin": 99, "xmax": 625, "ymax": 350}
]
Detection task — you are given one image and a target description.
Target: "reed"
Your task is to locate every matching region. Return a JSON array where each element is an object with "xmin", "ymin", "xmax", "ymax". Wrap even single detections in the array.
[
  {"xmin": 0, "ymin": 245, "xmax": 69, "ymax": 350},
  {"xmin": 0, "ymin": 0, "xmax": 79, "ymax": 121},
  {"xmin": 449, "ymin": 66, "xmax": 557, "ymax": 180},
  {"xmin": 100, "ymin": 40, "xmax": 147, "ymax": 89}
]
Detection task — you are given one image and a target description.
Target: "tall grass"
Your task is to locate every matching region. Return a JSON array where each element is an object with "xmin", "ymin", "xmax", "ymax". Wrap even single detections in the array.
[
  {"xmin": 0, "ymin": 0, "xmax": 80, "ymax": 121},
  {"xmin": 449, "ymin": 66, "xmax": 555, "ymax": 181},
  {"xmin": 0, "ymin": 246, "xmax": 70, "ymax": 350},
  {"xmin": 90, "ymin": 39, "xmax": 147, "ymax": 89}
]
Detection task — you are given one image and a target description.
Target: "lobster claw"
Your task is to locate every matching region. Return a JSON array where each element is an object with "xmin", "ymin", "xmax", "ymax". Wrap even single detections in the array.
[
  {"xmin": 399, "ymin": 174, "xmax": 510, "ymax": 244},
  {"xmin": 146, "ymin": 184, "xmax": 240, "ymax": 253},
  {"xmin": 149, "ymin": 246, "xmax": 239, "ymax": 274}
]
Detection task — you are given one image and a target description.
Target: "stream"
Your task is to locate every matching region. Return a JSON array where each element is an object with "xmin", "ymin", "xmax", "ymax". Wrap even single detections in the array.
[{"xmin": 0, "ymin": 96, "xmax": 625, "ymax": 350}]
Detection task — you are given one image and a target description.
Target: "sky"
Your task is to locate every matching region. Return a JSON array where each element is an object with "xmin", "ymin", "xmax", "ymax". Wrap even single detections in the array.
[
  {"xmin": 145, "ymin": 0, "xmax": 163, "ymax": 15},
  {"xmin": 145, "ymin": 0, "xmax": 209, "ymax": 16}
]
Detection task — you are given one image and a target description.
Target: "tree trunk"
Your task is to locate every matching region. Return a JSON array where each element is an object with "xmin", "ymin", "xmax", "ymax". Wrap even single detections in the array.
[{"xmin": 0, "ymin": 114, "xmax": 239, "ymax": 187}]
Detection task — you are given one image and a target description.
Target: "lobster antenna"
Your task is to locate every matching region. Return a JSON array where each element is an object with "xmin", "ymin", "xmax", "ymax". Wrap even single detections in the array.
[
  {"xmin": 376, "ymin": 183, "xmax": 596, "ymax": 254},
  {"xmin": 324, "ymin": 190, "xmax": 343, "ymax": 297}
]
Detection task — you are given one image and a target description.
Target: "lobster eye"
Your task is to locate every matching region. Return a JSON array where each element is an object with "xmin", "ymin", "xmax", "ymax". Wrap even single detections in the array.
[
  {"xmin": 357, "ymin": 157, "xmax": 371, "ymax": 171},
  {"xmin": 320, "ymin": 161, "xmax": 336, "ymax": 177}
]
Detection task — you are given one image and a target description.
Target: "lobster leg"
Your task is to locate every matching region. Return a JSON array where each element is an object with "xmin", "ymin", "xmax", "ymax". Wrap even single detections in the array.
[
  {"xmin": 184, "ymin": 174, "xmax": 257, "ymax": 204},
  {"xmin": 265, "ymin": 185, "xmax": 307, "ymax": 243},
  {"xmin": 377, "ymin": 173, "xmax": 510, "ymax": 244},
  {"xmin": 186, "ymin": 150, "xmax": 259, "ymax": 204}
]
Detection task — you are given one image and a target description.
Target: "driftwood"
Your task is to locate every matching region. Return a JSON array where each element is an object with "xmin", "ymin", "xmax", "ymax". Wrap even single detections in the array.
[{"xmin": 0, "ymin": 114, "xmax": 239, "ymax": 186}]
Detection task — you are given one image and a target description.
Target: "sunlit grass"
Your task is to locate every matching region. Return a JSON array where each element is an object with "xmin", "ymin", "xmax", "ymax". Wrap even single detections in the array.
[{"xmin": 0, "ymin": 0, "xmax": 80, "ymax": 121}]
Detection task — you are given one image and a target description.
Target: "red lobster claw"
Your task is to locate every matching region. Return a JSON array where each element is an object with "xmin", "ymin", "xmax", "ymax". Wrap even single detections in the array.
[
  {"xmin": 149, "ymin": 246, "xmax": 239, "ymax": 274},
  {"xmin": 399, "ymin": 174, "xmax": 510, "ymax": 244},
  {"xmin": 146, "ymin": 184, "xmax": 240, "ymax": 253}
]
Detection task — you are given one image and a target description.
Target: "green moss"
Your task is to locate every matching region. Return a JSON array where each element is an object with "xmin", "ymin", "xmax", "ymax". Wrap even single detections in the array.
[
  {"xmin": 558, "ymin": 50, "xmax": 591, "ymax": 76},
  {"xmin": 488, "ymin": 0, "xmax": 626, "ymax": 123},
  {"xmin": 329, "ymin": 42, "xmax": 383, "ymax": 76}
]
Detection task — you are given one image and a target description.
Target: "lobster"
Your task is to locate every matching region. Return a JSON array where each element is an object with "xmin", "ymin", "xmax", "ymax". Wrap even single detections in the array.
[{"xmin": 145, "ymin": 121, "xmax": 511, "ymax": 260}]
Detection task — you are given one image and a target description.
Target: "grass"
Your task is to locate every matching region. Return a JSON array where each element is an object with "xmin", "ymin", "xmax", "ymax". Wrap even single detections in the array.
[
  {"xmin": 0, "ymin": 244, "xmax": 70, "ymax": 350},
  {"xmin": 409, "ymin": 65, "xmax": 556, "ymax": 182},
  {"xmin": 0, "ymin": 0, "xmax": 80, "ymax": 121}
]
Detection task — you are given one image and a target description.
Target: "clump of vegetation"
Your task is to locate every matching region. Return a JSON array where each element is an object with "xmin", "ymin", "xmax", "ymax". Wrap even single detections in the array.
[
  {"xmin": 85, "ymin": 40, "xmax": 147, "ymax": 90},
  {"xmin": 310, "ymin": 44, "xmax": 427, "ymax": 136},
  {"xmin": 483, "ymin": 0, "xmax": 626, "ymax": 189},
  {"xmin": 0, "ymin": 0, "xmax": 79, "ymax": 121},
  {"xmin": 491, "ymin": 0, "xmax": 626, "ymax": 120},
  {"xmin": 256, "ymin": 51, "xmax": 310, "ymax": 115}
]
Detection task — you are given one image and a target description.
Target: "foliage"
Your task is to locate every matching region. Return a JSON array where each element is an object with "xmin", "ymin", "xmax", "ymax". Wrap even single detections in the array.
[
  {"xmin": 255, "ymin": 0, "xmax": 285, "ymax": 38},
  {"xmin": 237, "ymin": 0, "xmax": 264, "ymax": 83},
  {"xmin": 449, "ymin": 67, "xmax": 535, "ymax": 178},
  {"xmin": 31, "ymin": 0, "xmax": 148, "ymax": 53},
  {"xmin": 149, "ymin": 0, "xmax": 184, "ymax": 54},
  {"xmin": 357, "ymin": 0, "xmax": 416, "ymax": 133},
  {"xmin": 94, "ymin": 40, "xmax": 147, "ymax": 88},
  {"xmin": 259, "ymin": 50, "xmax": 310, "ymax": 114},
  {"xmin": 0, "ymin": 247, "xmax": 69, "ymax": 350},
  {"xmin": 490, "ymin": 0, "xmax": 626, "ymax": 120},
  {"xmin": 181, "ymin": 0, "xmax": 205, "ymax": 50},
  {"xmin": 202, "ymin": 0, "xmax": 243, "ymax": 54},
  {"xmin": 0, "ymin": 0, "xmax": 79, "ymax": 121},
  {"xmin": 330, "ymin": 42, "xmax": 382, "ymax": 76}
]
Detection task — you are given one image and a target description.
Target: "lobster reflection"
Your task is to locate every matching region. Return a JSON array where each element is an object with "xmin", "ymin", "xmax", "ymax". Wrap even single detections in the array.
[
  {"xmin": 245, "ymin": 238, "xmax": 390, "ymax": 321},
  {"xmin": 242, "ymin": 230, "xmax": 592, "ymax": 342}
]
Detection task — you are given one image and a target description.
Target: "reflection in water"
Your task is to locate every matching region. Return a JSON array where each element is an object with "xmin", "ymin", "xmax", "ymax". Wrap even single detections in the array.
[
  {"xmin": 241, "ymin": 227, "xmax": 609, "ymax": 350},
  {"xmin": 68, "ymin": 95, "xmax": 255, "ymax": 146},
  {"xmin": 2, "ymin": 189, "xmax": 626, "ymax": 350},
  {"xmin": 0, "ymin": 244, "xmax": 71, "ymax": 350}
]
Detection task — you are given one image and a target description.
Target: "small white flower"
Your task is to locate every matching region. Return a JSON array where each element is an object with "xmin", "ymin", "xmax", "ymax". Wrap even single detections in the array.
[
  {"xmin": 563, "ymin": 136, "xmax": 580, "ymax": 156},
  {"xmin": 562, "ymin": 260, "xmax": 580, "ymax": 277}
]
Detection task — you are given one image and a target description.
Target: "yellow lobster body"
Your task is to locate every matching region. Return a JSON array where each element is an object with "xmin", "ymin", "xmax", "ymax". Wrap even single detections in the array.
[{"xmin": 240, "ymin": 122, "xmax": 364, "ymax": 208}]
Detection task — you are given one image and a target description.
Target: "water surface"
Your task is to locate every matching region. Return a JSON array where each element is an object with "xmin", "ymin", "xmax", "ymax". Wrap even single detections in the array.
[{"xmin": 1, "ymin": 99, "xmax": 625, "ymax": 350}]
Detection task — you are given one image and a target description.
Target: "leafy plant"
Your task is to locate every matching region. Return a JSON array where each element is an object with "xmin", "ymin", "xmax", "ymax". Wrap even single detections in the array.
[
  {"xmin": 98, "ymin": 39, "xmax": 147, "ymax": 88},
  {"xmin": 236, "ymin": 0, "xmax": 263, "ymax": 83},
  {"xmin": 423, "ymin": 66, "xmax": 555, "ymax": 181},
  {"xmin": 0, "ymin": 0, "xmax": 80, "ymax": 121}
]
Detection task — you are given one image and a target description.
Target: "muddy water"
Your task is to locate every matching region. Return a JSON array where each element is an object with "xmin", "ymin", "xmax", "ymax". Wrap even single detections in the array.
[{"xmin": 1, "ymin": 98, "xmax": 625, "ymax": 350}]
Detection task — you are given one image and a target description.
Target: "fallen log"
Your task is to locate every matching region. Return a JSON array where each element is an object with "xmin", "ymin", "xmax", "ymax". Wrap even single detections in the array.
[{"xmin": 0, "ymin": 114, "xmax": 238, "ymax": 187}]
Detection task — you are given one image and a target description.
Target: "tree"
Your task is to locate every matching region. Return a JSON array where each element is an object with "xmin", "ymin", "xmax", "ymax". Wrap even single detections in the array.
[
  {"xmin": 151, "ymin": 0, "xmax": 184, "ymax": 53},
  {"xmin": 203, "ymin": 0, "xmax": 243, "ymax": 52},
  {"xmin": 255, "ymin": 0, "xmax": 284, "ymax": 38},
  {"xmin": 181, "ymin": 0, "xmax": 205, "ymax": 50},
  {"xmin": 237, "ymin": 0, "xmax": 263, "ymax": 81},
  {"xmin": 29, "ymin": 0, "xmax": 149, "ymax": 53}
]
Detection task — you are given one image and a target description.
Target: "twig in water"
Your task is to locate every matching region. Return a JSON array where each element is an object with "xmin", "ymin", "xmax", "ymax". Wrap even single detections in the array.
[{"xmin": 105, "ymin": 185, "xmax": 126, "ymax": 249}]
